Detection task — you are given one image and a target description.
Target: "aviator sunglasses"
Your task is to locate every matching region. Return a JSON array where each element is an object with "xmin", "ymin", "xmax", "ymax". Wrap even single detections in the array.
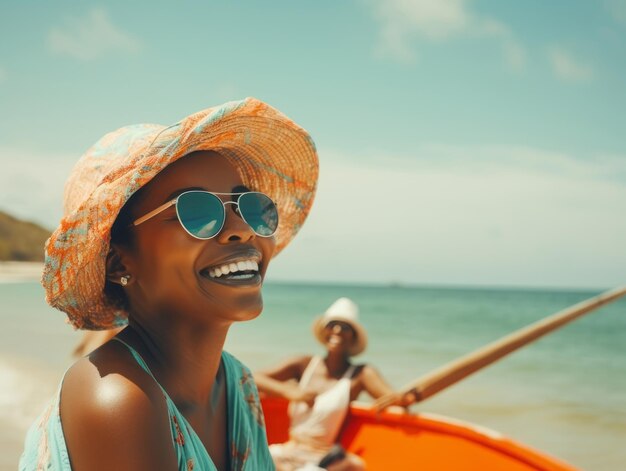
[
  {"xmin": 325, "ymin": 321, "xmax": 355, "ymax": 334},
  {"xmin": 132, "ymin": 190, "xmax": 279, "ymax": 240}
]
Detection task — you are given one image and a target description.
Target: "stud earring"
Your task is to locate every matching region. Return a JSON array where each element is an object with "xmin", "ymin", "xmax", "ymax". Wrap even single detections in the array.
[{"xmin": 120, "ymin": 275, "xmax": 130, "ymax": 286}]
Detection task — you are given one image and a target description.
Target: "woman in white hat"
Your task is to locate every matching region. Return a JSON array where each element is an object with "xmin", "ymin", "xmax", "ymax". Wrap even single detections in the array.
[
  {"xmin": 255, "ymin": 297, "xmax": 417, "ymax": 470},
  {"xmin": 20, "ymin": 98, "xmax": 318, "ymax": 471}
]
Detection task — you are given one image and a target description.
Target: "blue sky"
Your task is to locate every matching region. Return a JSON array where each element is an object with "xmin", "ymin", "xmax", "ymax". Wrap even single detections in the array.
[{"xmin": 1, "ymin": 1, "xmax": 625, "ymax": 289}]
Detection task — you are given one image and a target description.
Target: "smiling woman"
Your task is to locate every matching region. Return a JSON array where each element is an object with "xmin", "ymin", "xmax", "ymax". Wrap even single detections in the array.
[
  {"xmin": 254, "ymin": 298, "xmax": 418, "ymax": 470},
  {"xmin": 18, "ymin": 97, "xmax": 318, "ymax": 471}
]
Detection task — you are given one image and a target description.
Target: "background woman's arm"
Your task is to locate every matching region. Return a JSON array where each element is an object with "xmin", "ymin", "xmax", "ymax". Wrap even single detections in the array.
[
  {"xmin": 254, "ymin": 355, "xmax": 317, "ymax": 405},
  {"xmin": 359, "ymin": 365, "xmax": 417, "ymax": 408}
]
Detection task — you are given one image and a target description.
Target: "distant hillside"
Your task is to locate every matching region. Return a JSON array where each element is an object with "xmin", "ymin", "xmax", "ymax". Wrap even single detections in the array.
[{"xmin": 0, "ymin": 211, "xmax": 50, "ymax": 262}]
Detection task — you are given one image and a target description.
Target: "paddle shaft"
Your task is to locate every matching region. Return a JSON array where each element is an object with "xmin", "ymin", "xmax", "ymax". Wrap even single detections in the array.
[{"xmin": 374, "ymin": 285, "xmax": 626, "ymax": 409}]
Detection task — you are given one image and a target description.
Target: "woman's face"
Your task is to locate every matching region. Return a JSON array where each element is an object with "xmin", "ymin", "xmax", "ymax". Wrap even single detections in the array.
[
  {"xmin": 119, "ymin": 150, "xmax": 276, "ymax": 327},
  {"xmin": 323, "ymin": 321, "xmax": 356, "ymax": 354}
]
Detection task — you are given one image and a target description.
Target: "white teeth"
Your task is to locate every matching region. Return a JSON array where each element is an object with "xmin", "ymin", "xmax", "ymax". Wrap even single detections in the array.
[
  {"xmin": 230, "ymin": 273, "xmax": 255, "ymax": 280},
  {"xmin": 207, "ymin": 258, "xmax": 261, "ymax": 278}
]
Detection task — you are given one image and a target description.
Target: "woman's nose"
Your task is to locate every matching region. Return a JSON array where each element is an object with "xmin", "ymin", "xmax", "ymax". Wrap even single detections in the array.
[
  {"xmin": 332, "ymin": 324, "xmax": 342, "ymax": 334},
  {"xmin": 217, "ymin": 203, "xmax": 255, "ymax": 244}
]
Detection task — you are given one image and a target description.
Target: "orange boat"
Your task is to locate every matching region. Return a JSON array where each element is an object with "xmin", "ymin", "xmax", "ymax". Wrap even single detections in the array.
[
  {"xmin": 261, "ymin": 397, "xmax": 578, "ymax": 470},
  {"xmin": 260, "ymin": 289, "xmax": 626, "ymax": 470}
]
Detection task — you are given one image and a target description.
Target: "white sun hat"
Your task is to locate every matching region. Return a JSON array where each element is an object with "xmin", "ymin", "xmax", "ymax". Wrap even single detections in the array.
[{"xmin": 312, "ymin": 297, "xmax": 368, "ymax": 356}]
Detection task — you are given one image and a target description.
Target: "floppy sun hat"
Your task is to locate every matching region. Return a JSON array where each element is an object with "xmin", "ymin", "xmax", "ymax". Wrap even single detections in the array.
[
  {"xmin": 43, "ymin": 97, "xmax": 318, "ymax": 330},
  {"xmin": 312, "ymin": 297, "xmax": 368, "ymax": 356}
]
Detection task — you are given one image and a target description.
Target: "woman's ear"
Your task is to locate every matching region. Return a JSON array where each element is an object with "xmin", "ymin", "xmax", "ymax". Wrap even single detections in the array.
[{"xmin": 106, "ymin": 244, "xmax": 134, "ymax": 286}]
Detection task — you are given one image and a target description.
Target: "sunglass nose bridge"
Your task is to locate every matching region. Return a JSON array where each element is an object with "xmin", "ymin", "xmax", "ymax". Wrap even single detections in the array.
[{"xmin": 222, "ymin": 200, "xmax": 241, "ymax": 216}]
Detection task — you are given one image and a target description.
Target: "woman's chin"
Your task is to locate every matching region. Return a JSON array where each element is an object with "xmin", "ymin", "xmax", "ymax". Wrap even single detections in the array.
[
  {"xmin": 227, "ymin": 295, "xmax": 265, "ymax": 322},
  {"xmin": 325, "ymin": 343, "xmax": 347, "ymax": 355},
  {"xmin": 234, "ymin": 306, "xmax": 263, "ymax": 322}
]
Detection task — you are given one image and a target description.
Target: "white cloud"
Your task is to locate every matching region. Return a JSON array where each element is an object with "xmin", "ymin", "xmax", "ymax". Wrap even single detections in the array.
[
  {"xmin": 48, "ymin": 7, "xmax": 141, "ymax": 60},
  {"xmin": 367, "ymin": 0, "xmax": 526, "ymax": 70},
  {"xmin": 271, "ymin": 144, "xmax": 626, "ymax": 289},
  {"xmin": 548, "ymin": 47, "xmax": 594, "ymax": 82},
  {"xmin": 0, "ymin": 147, "xmax": 76, "ymax": 229},
  {"xmin": 403, "ymin": 144, "xmax": 625, "ymax": 181}
]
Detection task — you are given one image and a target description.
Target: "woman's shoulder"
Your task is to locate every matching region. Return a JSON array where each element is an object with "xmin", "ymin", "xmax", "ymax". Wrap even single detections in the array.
[
  {"xmin": 274, "ymin": 354, "xmax": 314, "ymax": 377},
  {"xmin": 62, "ymin": 339, "xmax": 165, "ymax": 407},
  {"xmin": 290, "ymin": 354, "xmax": 315, "ymax": 368},
  {"xmin": 351, "ymin": 362, "xmax": 372, "ymax": 379},
  {"xmin": 59, "ymin": 340, "xmax": 176, "ymax": 469}
]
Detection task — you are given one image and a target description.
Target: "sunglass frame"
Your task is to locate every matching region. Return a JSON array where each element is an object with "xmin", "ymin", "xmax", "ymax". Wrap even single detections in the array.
[{"xmin": 131, "ymin": 190, "xmax": 278, "ymax": 240}]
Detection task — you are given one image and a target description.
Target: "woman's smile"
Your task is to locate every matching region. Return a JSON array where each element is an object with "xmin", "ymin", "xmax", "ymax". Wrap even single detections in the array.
[
  {"xmin": 327, "ymin": 334, "xmax": 343, "ymax": 346},
  {"xmin": 199, "ymin": 248, "xmax": 264, "ymax": 287}
]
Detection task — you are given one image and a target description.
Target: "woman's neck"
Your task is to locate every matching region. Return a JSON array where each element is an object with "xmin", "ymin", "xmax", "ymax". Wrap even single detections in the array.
[
  {"xmin": 121, "ymin": 319, "xmax": 230, "ymax": 407},
  {"xmin": 324, "ymin": 351, "xmax": 351, "ymax": 378}
]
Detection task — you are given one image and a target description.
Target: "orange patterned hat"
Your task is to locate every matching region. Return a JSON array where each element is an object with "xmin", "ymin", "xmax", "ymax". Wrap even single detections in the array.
[{"xmin": 42, "ymin": 97, "xmax": 318, "ymax": 330}]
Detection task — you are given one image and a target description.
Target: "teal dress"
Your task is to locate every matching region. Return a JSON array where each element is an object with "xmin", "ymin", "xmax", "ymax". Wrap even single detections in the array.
[{"xmin": 19, "ymin": 339, "xmax": 275, "ymax": 470}]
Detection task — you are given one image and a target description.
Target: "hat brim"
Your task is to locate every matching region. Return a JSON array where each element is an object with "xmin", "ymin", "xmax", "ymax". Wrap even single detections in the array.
[
  {"xmin": 312, "ymin": 316, "xmax": 368, "ymax": 356},
  {"xmin": 43, "ymin": 98, "xmax": 318, "ymax": 330}
]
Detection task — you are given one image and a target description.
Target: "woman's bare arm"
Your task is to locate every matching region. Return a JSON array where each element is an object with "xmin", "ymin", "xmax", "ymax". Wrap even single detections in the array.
[
  {"xmin": 254, "ymin": 355, "xmax": 316, "ymax": 404},
  {"xmin": 359, "ymin": 365, "xmax": 417, "ymax": 408}
]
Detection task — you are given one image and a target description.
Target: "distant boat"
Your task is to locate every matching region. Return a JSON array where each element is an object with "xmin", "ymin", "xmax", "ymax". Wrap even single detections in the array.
[{"xmin": 262, "ymin": 397, "xmax": 577, "ymax": 470}]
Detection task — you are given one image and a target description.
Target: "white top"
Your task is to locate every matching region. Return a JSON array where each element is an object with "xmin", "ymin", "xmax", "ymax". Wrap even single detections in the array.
[{"xmin": 289, "ymin": 356, "xmax": 356, "ymax": 449}]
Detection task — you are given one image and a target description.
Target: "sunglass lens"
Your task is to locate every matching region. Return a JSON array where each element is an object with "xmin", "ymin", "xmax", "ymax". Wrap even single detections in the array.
[
  {"xmin": 238, "ymin": 192, "xmax": 279, "ymax": 237},
  {"xmin": 176, "ymin": 191, "xmax": 224, "ymax": 239}
]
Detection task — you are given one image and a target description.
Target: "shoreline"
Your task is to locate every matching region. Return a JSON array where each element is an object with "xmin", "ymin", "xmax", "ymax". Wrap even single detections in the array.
[{"xmin": 0, "ymin": 261, "xmax": 43, "ymax": 283}]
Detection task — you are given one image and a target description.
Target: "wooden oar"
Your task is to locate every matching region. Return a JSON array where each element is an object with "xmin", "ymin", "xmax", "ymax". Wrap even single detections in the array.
[{"xmin": 373, "ymin": 285, "xmax": 626, "ymax": 410}]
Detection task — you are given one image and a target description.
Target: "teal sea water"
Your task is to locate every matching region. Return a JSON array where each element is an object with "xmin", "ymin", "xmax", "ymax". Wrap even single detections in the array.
[{"xmin": 1, "ymin": 281, "xmax": 624, "ymax": 470}]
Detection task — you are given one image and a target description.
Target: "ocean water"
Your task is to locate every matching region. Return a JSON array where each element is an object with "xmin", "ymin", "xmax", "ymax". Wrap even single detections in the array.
[{"xmin": 1, "ymin": 281, "xmax": 625, "ymax": 470}]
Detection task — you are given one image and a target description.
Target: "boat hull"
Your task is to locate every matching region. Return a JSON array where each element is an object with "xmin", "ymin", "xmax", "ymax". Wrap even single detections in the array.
[{"xmin": 261, "ymin": 397, "xmax": 578, "ymax": 470}]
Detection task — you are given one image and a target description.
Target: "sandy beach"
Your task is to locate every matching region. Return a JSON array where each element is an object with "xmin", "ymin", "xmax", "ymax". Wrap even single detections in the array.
[{"xmin": 0, "ymin": 262, "xmax": 43, "ymax": 283}]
